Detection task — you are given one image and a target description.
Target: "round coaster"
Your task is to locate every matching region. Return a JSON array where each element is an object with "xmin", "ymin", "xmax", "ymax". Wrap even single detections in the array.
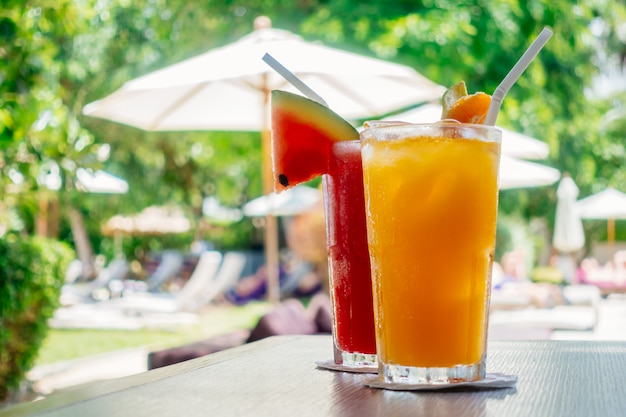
[{"xmin": 363, "ymin": 372, "xmax": 517, "ymax": 391}]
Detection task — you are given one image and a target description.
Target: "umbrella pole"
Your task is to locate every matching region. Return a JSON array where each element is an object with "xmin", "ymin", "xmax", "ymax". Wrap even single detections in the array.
[
  {"xmin": 608, "ymin": 218, "xmax": 616, "ymax": 260},
  {"xmin": 262, "ymin": 86, "xmax": 280, "ymax": 303},
  {"xmin": 264, "ymin": 213, "xmax": 280, "ymax": 303},
  {"xmin": 114, "ymin": 231, "xmax": 123, "ymax": 259}
]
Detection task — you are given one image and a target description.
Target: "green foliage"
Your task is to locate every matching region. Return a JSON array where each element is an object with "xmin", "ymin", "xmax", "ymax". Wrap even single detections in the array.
[
  {"xmin": 298, "ymin": 0, "xmax": 625, "ymax": 225},
  {"xmin": 0, "ymin": 235, "xmax": 75, "ymax": 401},
  {"xmin": 495, "ymin": 219, "xmax": 514, "ymax": 263},
  {"xmin": 0, "ymin": 1, "xmax": 99, "ymax": 190},
  {"xmin": 1, "ymin": 0, "xmax": 625, "ymax": 262},
  {"xmin": 496, "ymin": 214, "xmax": 545, "ymax": 272}
]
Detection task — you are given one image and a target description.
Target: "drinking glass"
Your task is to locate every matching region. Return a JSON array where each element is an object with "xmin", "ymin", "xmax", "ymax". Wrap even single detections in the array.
[
  {"xmin": 323, "ymin": 140, "xmax": 377, "ymax": 367},
  {"xmin": 361, "ymin": 123, "xmax": 501, "ymax": 384}
]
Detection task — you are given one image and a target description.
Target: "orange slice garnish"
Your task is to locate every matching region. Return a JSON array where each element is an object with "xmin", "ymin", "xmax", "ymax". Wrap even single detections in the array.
[
  {"xmin": 441, "ymin": 81, "xmax": 468, "ymax": 117},
  {"xmin": 442, "ymin": 92, "xmax": 491, "ymax": 124}
]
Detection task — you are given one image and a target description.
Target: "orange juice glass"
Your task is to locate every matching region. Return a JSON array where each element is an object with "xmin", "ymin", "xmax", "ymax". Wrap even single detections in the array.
[{"xmin": 360, "ymin": 123, "xmax": 501, "ymax": 384}]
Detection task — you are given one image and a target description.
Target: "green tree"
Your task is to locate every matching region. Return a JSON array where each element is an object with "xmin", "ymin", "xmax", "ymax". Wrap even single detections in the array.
[
  {"xmin": 2, "ymin": 0, "xmax": 625, "ymax": 262},
  {"xmin": 298, "ymin": 0, "xmax": 625, "ymax": 239},
  {"xmin": 0, "ymin": 0, "xmax": 108, "ymax": 275},
  {"xmin": 0, "ymin": 235, "xmax": 74, "ymax": 402}
]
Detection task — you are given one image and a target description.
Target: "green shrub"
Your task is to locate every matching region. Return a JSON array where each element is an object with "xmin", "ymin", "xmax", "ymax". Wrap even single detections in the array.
[
  {"xmin": 495, "ymin": 219, "xmax": 514, "ymax": 264},
  {"xmin": 0, "ymin": 234, "xmax": 75, "ymax": 402},
  {"xmin": 495, "ymin": 215, "xmax": 543, "ymax": 273}
]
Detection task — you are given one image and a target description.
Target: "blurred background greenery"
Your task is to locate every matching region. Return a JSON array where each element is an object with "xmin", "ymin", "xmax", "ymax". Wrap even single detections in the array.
[
  {"xmin": 1, "ymin": 0, "xmax": 625, "ymax": 268},
  {"xmin": 1, "ymin": 0, "xmax": 625, "ymax": 402}
]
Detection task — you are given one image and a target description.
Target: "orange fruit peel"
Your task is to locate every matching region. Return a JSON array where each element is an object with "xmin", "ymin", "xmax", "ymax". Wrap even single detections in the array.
[
  {"xmin": 441, "ymin": 82, "xmax": 492, "ymax": 124},
  {"xmin": 441, "ymin": 81, "xmax": 468, "ymax": 117}
]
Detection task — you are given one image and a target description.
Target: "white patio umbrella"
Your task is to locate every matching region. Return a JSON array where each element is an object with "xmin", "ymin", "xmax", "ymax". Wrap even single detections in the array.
[
  {"xmin": 553, "ymin": 176, "xmax": 585, "ymax": 253},
  {"xmin": 102, "ymin": 206, "xmax": 192, "ymax": 236},
  {"xmin": 75, "ymin": 168, "xmax": 129, "ymax": 194},
  {"xmin": 498, "ymin": 155, "xmax": 560, "ymax": 190},
  {"xmin": 577, "ymin": 187, "xmax": 626, "ymax": 256},
  {"xmin": 379, "ymin": 103, "xmax": 550, "ymax": 159},
  {"xmin": 202, "ymin": 197, "xmax": 244, "ymax": 224},
  {"xmin": 82, "ymin": 17, "xmax": 445, "ymax": 302},
  {"xmin": 82, "ymin": 19, "xmax": 444, "ymax": 132},
  {"xmin": 243, "ymin": 185, "xmax": 321, "ymax": 217},
  {"xmin": 102, "ymin": 205, "xmax": 192, "ymax": 258},
  {"xmin": 375, "ymin": 103, "xmax": 559, "ymax": 190},
  {"xmin": 551, "ymin": 176, "xmax": 585, "ymax": 284}
]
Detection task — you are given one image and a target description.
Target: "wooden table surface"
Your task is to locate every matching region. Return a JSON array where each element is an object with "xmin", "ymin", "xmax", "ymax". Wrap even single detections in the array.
[{"xmin": 3, "ymin": 335, "xmax": 626, "ymax": 417}]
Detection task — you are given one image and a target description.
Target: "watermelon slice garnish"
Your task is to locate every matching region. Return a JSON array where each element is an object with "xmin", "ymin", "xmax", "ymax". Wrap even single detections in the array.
[{"xmin": 270, "ymin": 90, "xmax": 359, "ymax": 193}]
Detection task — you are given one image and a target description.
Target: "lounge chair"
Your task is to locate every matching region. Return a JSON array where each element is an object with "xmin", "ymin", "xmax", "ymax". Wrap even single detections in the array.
[
  {"xmin": 576, "ymin": 253, "xmax": 626, "ymax": 296},
  {"xmin": 489, "ymin": 304, "xmax": 598, "ymax": 336},
  {"xmin": 577, "ymin": 273, "xmax": 626, "ymax": 297},
  {"xmin": 489, "ymin": 285, "xmax": 601, "ymax": 340},
  {"xmin": 60, "ymin": 259, "xmax": 130, "ymax": 306},
  {"xmin": 51, "ymin": 252, "xmax": 224, "ymax": 330},
  {"xmin": 100, "ymin": 250, "xmax": 248, "ymax": 313},
  {"xmin": 96, "ymin": 250, "xmax": 224, "ymax": 314},
  {"xmin": 279, "ymin": 261, "xmax": 316, "ymax": 298},
  {"xmin": 146, "ymin": 250, "xmax": 185, "ymax": 292},
  {"xmin": 51, "ymin": 251, "xmax": 250, "ymax": 330},
  {"xmin": 64, "ymin": 259, "xmax": 84, "ymax": 284},
  {"xmin": 183, "ymin": 251, "xmax": 248, "ymax": 311}
]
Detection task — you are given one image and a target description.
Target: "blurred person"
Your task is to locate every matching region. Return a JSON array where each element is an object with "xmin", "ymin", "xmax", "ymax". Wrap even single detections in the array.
[
  {"xmin": 580, "ymin": 253, "xmax": 626, "ymax": 286},
  {"xmin": 283, "ymin": 198, "xmax": 328, "ymax": 294},
  {"xmin": 492, "ymin": 248, "xmax": 567, "ymax": 309},
  {"xmin": 613, "ymin": 251, "xmax": 626, "ymax": 285}
]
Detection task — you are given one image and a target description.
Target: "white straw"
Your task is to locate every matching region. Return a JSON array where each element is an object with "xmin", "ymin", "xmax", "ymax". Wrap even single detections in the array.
[
  {"xmin": 262, "ymin": 53, "xmax": 328, "ymax": 107},
  {"xmin": 484, "ymin": 27, "xmax": 553, "ymax": 126}
]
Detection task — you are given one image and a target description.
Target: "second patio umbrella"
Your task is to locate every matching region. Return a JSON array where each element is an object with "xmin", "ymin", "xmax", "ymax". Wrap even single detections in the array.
[
  {"xmin": 378, "ymin": 103, "xmax": 560, "ymax": 190},
  {"xmin": 553, "ymin": 176, "xmax": 585, "ymax": 253},
  {"xmin": 242, "ymin": 185, "xmax": 321, "ymax": 218},
  {"xmin": 83, "ymin": 17, "xmax": 445, "ymax": 302},
  {"xmin": 498, "ymin": 155, "xmax": 560, "ymax": 190},
  {"xmin": 577, "ymin": 187, "xmax": 626, "ymax": 257},
  {"xmin": 380, "ymin": 103, "xmax": 551, "ymax": 160},
  {"xmin": 102, "ymin": 205, "xmax": 192, "ymax": 259}
]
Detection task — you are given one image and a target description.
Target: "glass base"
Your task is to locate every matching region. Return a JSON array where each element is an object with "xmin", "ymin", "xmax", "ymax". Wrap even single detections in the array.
[
  {"xmin": 333, "ymin": 345, "xmax": 377, "ymax": 368},
  {"xmin": 380, "ymin": 361, "xmax": 485, "ymax": 384}
]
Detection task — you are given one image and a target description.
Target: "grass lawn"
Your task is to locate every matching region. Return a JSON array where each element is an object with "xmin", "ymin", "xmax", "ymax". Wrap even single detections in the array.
[{"xmin": 35, "ymin": 302, "xmax": 273, "ymax": 366}]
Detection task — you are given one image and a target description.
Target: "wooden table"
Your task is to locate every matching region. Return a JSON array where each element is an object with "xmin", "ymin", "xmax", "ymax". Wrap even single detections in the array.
[{"xmin": 4, "ymin": 335, "xmax": 626, "ymax": 417}]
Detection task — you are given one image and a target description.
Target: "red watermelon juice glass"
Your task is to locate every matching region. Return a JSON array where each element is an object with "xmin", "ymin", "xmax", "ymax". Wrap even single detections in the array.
[
  {"xmin": 268, "ymin": 90, "xmax": 376, "ymax": 367},
  {"xmin": 323, "ymin": 140, "xmax": 377, "ymax": 367}
]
